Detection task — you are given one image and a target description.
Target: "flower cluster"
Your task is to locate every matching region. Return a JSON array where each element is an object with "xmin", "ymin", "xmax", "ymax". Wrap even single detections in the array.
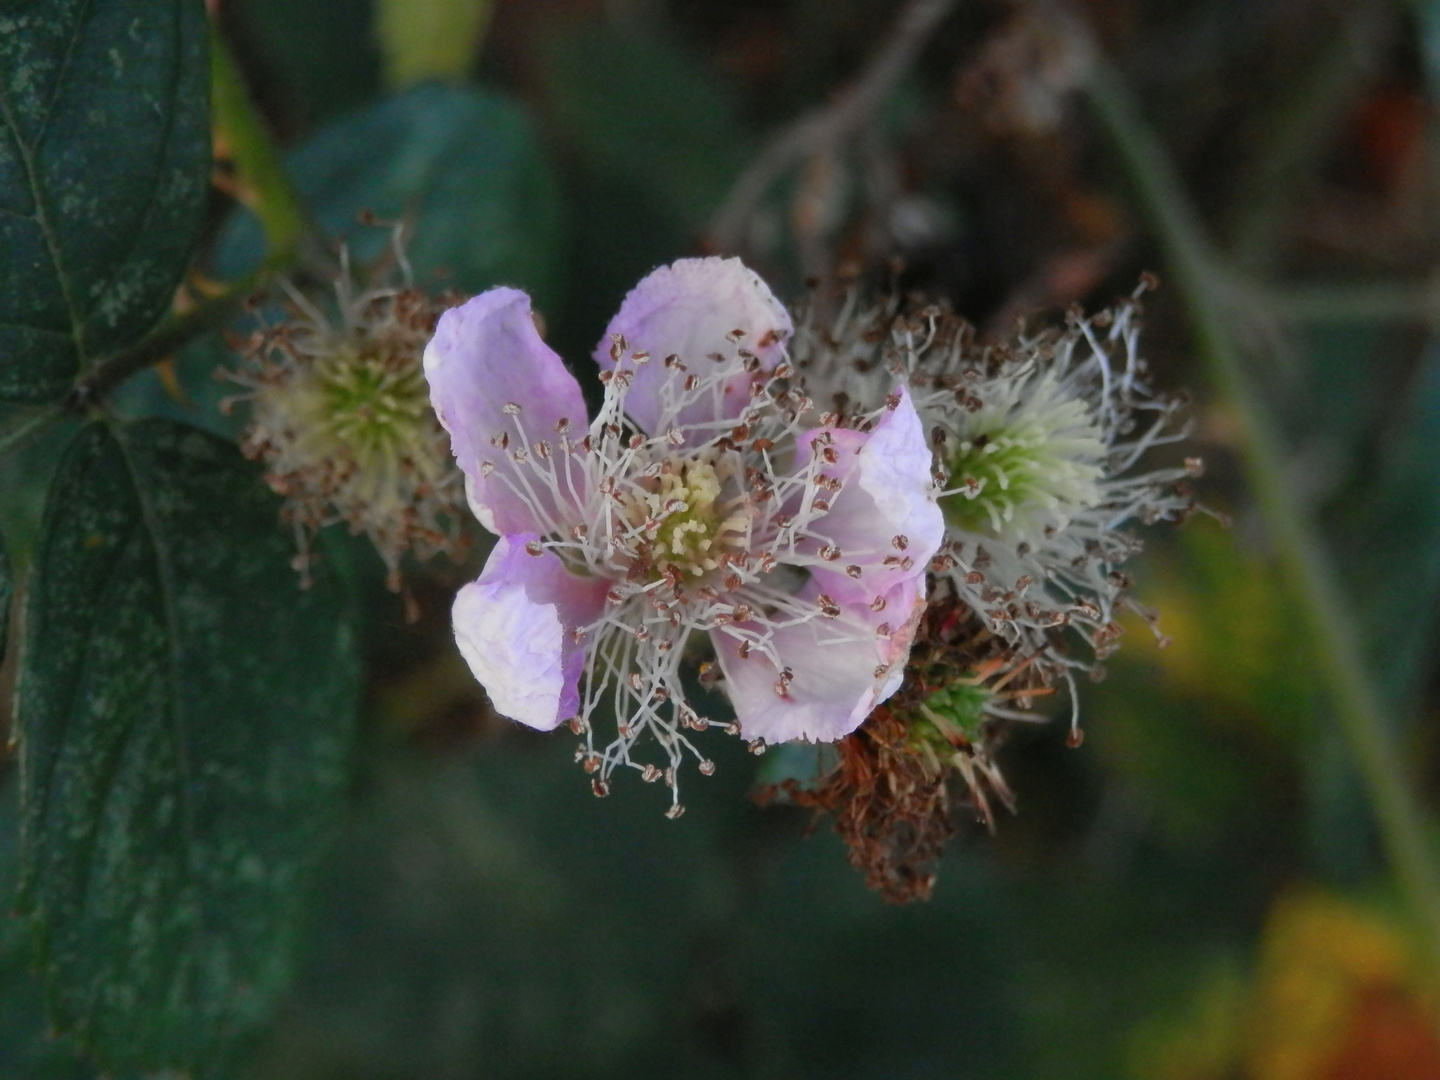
[
  {"xmin": 769, "ymin": 277, "xmax": 1206, "ymax": 892},
  {"xmin": 229, "ymin": 249, "xmax": 467, "ymax": 588},
  {"xmin": 421, "ymin": 253, "xmax": 1202, "ymax": 878},
  {"xmin": 425, "ymin": 258, "xmax": 943, "ymax": 815}
]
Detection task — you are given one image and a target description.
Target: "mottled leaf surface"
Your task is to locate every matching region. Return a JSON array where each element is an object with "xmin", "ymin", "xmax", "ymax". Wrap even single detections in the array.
[
  {"xmin": 0, "ymin": 522, "xmax": 10, "ymax": 666},
  {"xmin": 15, "ymin": 419, "xmax": 359, "ymax": 1073},
  {"xmin": 0, "ymin": 0, "xmax": 209, "ymax": 403}
]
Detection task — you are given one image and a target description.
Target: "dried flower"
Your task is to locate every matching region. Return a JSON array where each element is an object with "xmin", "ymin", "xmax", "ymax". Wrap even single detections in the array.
[
  {"xmin": 424, "ymin": 257, "xmax": 944, "ymax": 811},
  {"xmin": 229, "ymin": 249, "xmax": 466, "ymax": 588},
  {"xmin": 764, "ymin": 586, "xmax": 1043, "ymax": 901},
  {"xmin": 795, "ymin": 280, "xmax": 1204, "ymax": 697}
]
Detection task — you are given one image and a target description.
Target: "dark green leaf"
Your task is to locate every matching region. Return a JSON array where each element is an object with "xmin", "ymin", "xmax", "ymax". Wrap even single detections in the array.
[
  {"xmin": 15, "ymin": 419, "xmax": 360, "ymax": 1073},
  {"xmin": 0, "ymin": 521, "xmax": 10, "ymax": 666},
  {"xmin": 0, "ymin": 0, "xmax": 210, "ymax": 404},
  {"xmin": 0, "ymin": 779, "xmax": 113, "ymax": 1080},
  {"xmin": 213, "ymin": 83, "xmax": 565, "ymax": 308}
]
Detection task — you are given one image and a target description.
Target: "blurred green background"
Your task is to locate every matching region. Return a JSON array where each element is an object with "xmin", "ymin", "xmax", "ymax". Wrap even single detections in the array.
[{"xmin": 6, "ymin": 0, "xmax": 1440, "ymax": 1076}]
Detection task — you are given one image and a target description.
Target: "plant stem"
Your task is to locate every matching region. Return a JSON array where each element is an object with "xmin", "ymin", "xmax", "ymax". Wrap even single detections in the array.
[
  {"xmin": 67, "ymin": 274, "xmax": 263, "ymax": 409},
  {"xmin": 1086, "ymin": 60, "xmax": 1440, "ymax": 982}
]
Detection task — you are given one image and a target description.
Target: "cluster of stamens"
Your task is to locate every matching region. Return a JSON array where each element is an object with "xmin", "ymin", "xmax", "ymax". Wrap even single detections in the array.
[
  {"xmin": 228, "ymin": 255, "xmax": 466, "ymax": 588},
  {"xmin": 795, "ymin": 279, "xmax": 1208, "ymax": 705}
]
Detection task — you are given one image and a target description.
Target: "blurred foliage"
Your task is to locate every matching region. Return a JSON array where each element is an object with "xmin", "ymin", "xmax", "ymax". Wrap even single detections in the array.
[
  {"xmin": 376, "ymin": 0, "xmax": 493, "ymax": 88},
  {"xmin": 3, "ymin": 0, "xmax": 1440, "ymax": 1077},
  {"xmin": 1130, "ymin": 889, "xmax": 1440, "ymax": 1080},
  {"xmin": 212, "ymin": 82, "xmax": 565, "ymax": 304}
]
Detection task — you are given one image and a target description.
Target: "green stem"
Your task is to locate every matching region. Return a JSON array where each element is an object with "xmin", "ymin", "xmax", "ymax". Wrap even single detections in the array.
[
  {"xmin": 1086, "ymin": 61, "xmax": 1440, "ymax": 983},
  {"xmin": 210, "ymin": 21, "xmax": 311, "ymax": 257}
]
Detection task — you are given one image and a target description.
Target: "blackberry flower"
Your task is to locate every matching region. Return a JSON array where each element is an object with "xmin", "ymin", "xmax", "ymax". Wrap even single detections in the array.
[{"xmin": 424, "ymin": 258, "xmax": 944, "ymax": 811}]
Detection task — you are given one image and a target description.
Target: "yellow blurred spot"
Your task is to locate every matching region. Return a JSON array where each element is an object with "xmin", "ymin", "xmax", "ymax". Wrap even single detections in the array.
[
  {"xmin": 154, "ymin": 358, "xmax": 191, "ymax": 407},
  {"xmin": 1246, "ymin": 890, "xmax": 1439, "ymax": 1080},
  {"xmin": 376, "ymin": 0, "xmax": 493, "ymax": 88},
  {"xmin": 1130, "ymin": 889, "xmax": 1440, "ymax": 1080}
]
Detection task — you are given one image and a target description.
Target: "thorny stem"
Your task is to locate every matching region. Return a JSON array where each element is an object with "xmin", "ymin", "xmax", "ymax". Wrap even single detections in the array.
[
  {"xmin": 708, "ymin": 0, "xmax": 959, "ymax": 253},
  {"xmin": 1086, "ymin": 60, "xmax": 1440, "ymax": 985}
]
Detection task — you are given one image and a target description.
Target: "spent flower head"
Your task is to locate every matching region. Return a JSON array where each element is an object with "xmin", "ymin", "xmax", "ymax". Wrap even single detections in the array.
[
  {"xmin": 424, "ymin": 257, "xmax": 944, "ymax": 813},
  {"xmin": 794, "ymin": 278, "xmax": 1205, "ymax": 692},
  {"xmin": 229, "ymin": 244, "xmax": 466, "ymax": 588},
  {"xmin": 764, "ymin": 584, "xmax": 1044, "ymax": 900}
]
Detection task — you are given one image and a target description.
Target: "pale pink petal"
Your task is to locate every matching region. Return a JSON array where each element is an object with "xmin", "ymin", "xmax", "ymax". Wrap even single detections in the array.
[
  {"xmin": 593, "ymin": 257, "xmax": 792, "ymax": 434},
  {"xmin": 452, "ymin": 534, "xmax": 608, "ymax": 731},
  {"xmin": 425, "ymin": 288, "xmax": 589, "ymax": 535},
  {"xmin": 712, "ymin": 574, "xmax": 927, "ymax": 744},
  {"xmin": 794, "ymin": 388, "xmax": 943, "ymax": 596}
]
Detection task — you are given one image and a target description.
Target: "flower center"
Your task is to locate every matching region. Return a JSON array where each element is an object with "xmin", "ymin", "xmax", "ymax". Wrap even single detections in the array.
[
  {"xmin": 937, "ymin": 392, "xmax": 1105, "ymax": 541},
  {"xmin": 315, "ymin": 345, "xmax": 433, "ymax": 469},
  {"xmin": 623, "ymin": 454, "xmax": 751, "ymax": 579}
]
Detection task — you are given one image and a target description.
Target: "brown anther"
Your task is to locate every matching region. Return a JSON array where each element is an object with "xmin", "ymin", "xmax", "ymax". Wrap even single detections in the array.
[
  {"xmin": 524, "ymin": 540, "xmax": 544, "ymax": 556},
  {"xmin": 870, "ymin": 596, "xmax": 886, "ymax": 612}
]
